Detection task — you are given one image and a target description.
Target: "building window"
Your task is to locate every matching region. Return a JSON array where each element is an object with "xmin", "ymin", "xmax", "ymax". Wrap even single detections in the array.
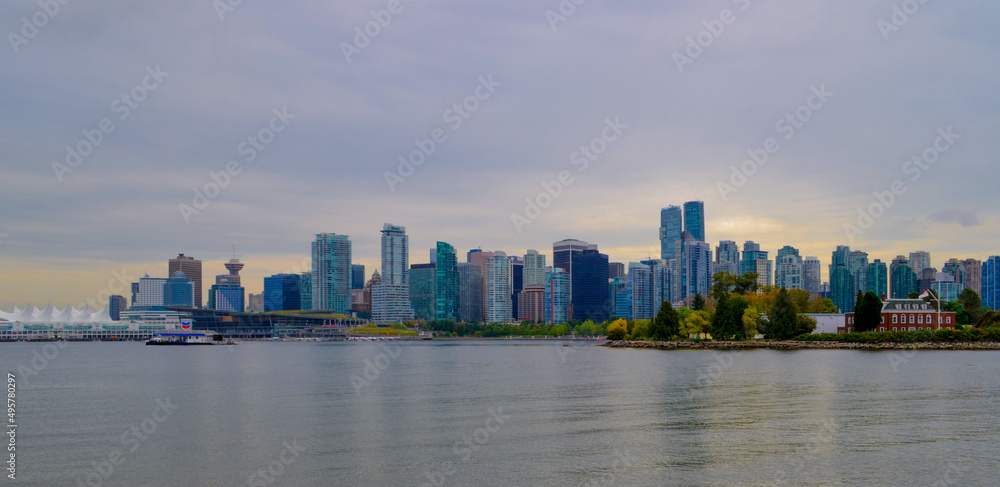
[
  {"xmin": 918, "ymin": 314, "xmax": 923, "ymax": 324},
  {"xmin": 947, "ymin": 316, "xmax": 952, "ymax": 324},
  {"xmin": 909, "ymin": 314, "xmax": 915, "ymax": 324},
  {"xmin": 893, "ymin": 315, "xmax": 898, "ymax": 324},
  {"xmin": 927, "ymin": 314, "xmax": 932, "ymax": 323},
  {"xmin": 879, "ymin": 327, "xmax": 885, "ymax": 332},
  {"xmin": 909, "ymin": 327, "xmax": 915, "ymax": 331},
  {"xmin": 881, "ymin": 316, "xmax": 885, "ymax": 324}
]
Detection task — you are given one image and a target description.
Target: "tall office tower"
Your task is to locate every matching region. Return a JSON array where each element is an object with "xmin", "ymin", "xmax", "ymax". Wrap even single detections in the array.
[
  {"xmin": 510, "ymin": 256, "xmax": 524, "ymax": 320},
  {"xmin": 109, "ymin": 295, "xmax": 127, "ymax": 321},
  {"xmin": 715, "ymin": 240, "xmax": 741, "ymax": 276},
  {"xmin": 651, "ymin": 259, "xmax": 679, "ymax": 307},
  {"xmin": 848, "ymin": 250, "xmax": 870, "ymax": 294},
  {"xmin": 264, "ymin": 274, "xmax": 301, "ymax": 312},
  {"xmin": 518, "ymin": 286, "xmax": 546, "ymax": 323},
  {"xmin": 247, "ymin": 293, "xmax": 264, "ymax": 312},
  {"xmin": 553, "ymin": 239, "xmax": 597, "ymax": 297},
  {"xmin": 659, "ymin": 206, "xmax": 683, "ymax": 259},
  {"xmin": 163, "ymin": 271, "xmax": 195, "ymax": 307},
  {"xmin": 917, "ymin": 268, "xmax": 939, "ymax": 295},
  {"xmin": 830, "ymin": 245, "xmax": 851, "ymax": 272},
  {"xmin": 830, "ymin": 266, "xmax": 856, "ymax": 313},
  {"xmin": 545, "ymin": 268, "xmax": 571, "ymax": 324},
  {"xmin": 485, "ymin": 252, "xmax": 512, "ymax": 323},
  {"xmin": 409, "ymin": 263, "xmax": 436, "ymax": 321},
  {"xmin": 628, "ymin": 263, "xmax": 654, "ymax": 320},
  {"xmin": 351, "ymin": 264, "xmax": 366, "ymax": 290},
  {"xmin": 909, "ymin": 251, "xmax": 932, "ymax": 277},
  {"xmin": 467, "ymin": 249, "xmax": 495, "ymax": 318},
  {"xmin": 740, "ymin": 241, "xmax": 772, "ymax": 288},
  {"xmin": 676, "ymin": 232, "xmax": 711, "ymax": 299},
  {"xmin": 608, "ymin": 277, "xmax": 628, "ymax": 319},
  {"xmin": 311, "ymin": 233, "xmax": 352, "ymax": 314},
  {"xmin": 776, "ymin": 253, "xmax": 804, "ymax": 290},
  {"xmin": 299, "ymin": 272, "xmax": 312, "ymax": 310},
  {"xmin": 571, "ymin": 249, "xmax": 610, "ymax": 322},
  {"xmin": 211, "ymin": 279, "xmax": 245, "ymax": 313},
  {"xmin": 983, "ymin": 257, "xmax": 1000, "ymax": 311},
  {"xmin": 803, "ymin": 257, "xmax": 822, "ymax": 296},
  {"xmin": 962, "ymin": 258, "xmax": 983, "ymax": 293},
  {"xmin": 373, "ymin": 224, "xmax": 415, "ymax": 322},
  {"xmin": 867, "ymin": 259, "xmax": 889, "ymax": 299},
  {"xmin": 890, "ymin": 256, "xmax": 917, "ymax": 299},
  {"xmin": 169, "ymin": 254, "xmax": 203, "ymax": 308},
  {"xmin": 931, "ymin": 273, "xmax": 963, "ymax": 302},
  {"xmin": 523, "ymin": 250, "xmax": 547, "ymax": 287},
  {"xmin": 608, "ymin": 262, "xmax": 626, "ymax": 280},
  {"xmin": 457, "ymin": 263, "xmax": 484, "ymax": 322},
  {"xmin": 683, "ymin": 201, "xmax": 706, "ymax": 242},
  {"xmin": 435, "ymin": 242, "xmax": 459, "ymax": 321}
]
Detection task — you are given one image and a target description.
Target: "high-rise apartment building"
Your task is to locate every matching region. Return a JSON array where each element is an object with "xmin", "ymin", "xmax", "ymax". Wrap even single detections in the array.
[
  {"xmin": 909, "ymin": 251, "xmax": 932, "ymax": 277},
  {"xmin": 740, "ymin": 241, "xmax": 772, "ymax": 287},
  {"xmin": 351, "ymin": 264, "xmax": 366, "ymax": 290},
  {"xmin": 163, "ymin": 271, "xmax": 195, "ymax": 307},
  {"xmin": 168, "ymin": 254, "xmax": 202, "ymax": 308},
  {"xmin": 830, "ymin": 266, "xmax": 856, "ymax": 313},
  {"xmin": 485, "ymin": 252, "xmax": 512, "ymax": 323},
  {"xmin": 867, "ymin": 260, "xmax": 888, "ymax": 299},
  {"xmin": 545, "ymin": 268, "xmax": 571, "ymax": 324},
  {"xmin": 109, "ymin": 295, "xmax": 127, "ymax": 321},
  {"xmin": 608, "ymin": 262, "xmax": 626, "ymax": 280},
  {"xmin": 683, "ymin": 201, "xmax": 706, "ymax": 242},
  {"xmin": 715, "ymin": 240, "xmax": 740, "ymax": 276},
  {"xmin": 608, "ymin": 277, "xmax": 629, "ymax": 320},
  {"xmin": 523, "ymin": 250, "xmax": 547, "ymax": 287},
  {"xmin": 628, "ymin": 263, "xmax": 654, "ymax": 321},
  {"xmin": 311, "ymin": 233, "xmax": 352, "ymax": 314},
  {"xmin": 983, "ymin": 257, "xmax": 1000, "ymax": 311},
  {"xmin": 518, "ymin": 286, "xmax": 546, "ymax": 323},
  {"xmin": 677, "ymin": 232, "xmax": 711, "ymax": 299},
  {"xmin": 510, "ymin": 256, "xmax": 524, "ymax": 320},
  {"xmin": 435, "ymin": 242, "xmax": 459, "ymax": 321},
  {"xmin": 457, "ymin": 263, "xmax": 484, "ymax": 322},
  {"xmin": 962, "ymin": 258, "xmax": 983, "ymax": 294},
  {"xmin": 299, "ymin": 272, "xmax": 312, "ymax": 310},
  {"xmin": 651, "ymin": 259, "xmax": 680, "ymax": 307},
  {"xmin": 373, "ymin": 224, "xmax": 414, "ymax": 323},
  {"xmin": 776, "ymin": 253, "xmax": 804, "ymax": 290},
  {"xmin": 849, "ymin": 250, "xmax": 869, "ymax": 294},
  {"xmin": 803, "ymin": 257, "xmax": 822, "ymax": 296},
  {"xmin": 659, "ymin": 206, "xmax": 682, "ymax": 260},
  {"xmin": 891, "ymin": 256, "xmax": 917, "ymax": 299},
  {"xmin": 553, "ymin": 239, "xmax": 596, "ymax": 297},
  {"xmin": 409, "ymin": 263, "xmax": 436, "ymax": 321}
]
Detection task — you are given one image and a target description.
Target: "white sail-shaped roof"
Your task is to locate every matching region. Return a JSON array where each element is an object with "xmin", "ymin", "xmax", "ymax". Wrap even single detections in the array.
[
  {"xmin": 0, "ymin": 304, "xmax": 118, "ymax": 324},
  {"xmin": 54, "ymin": 306, "xmax": 75, "ymax": 323}
]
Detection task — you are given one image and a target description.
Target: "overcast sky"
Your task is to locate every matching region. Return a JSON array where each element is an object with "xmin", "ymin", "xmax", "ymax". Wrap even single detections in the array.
[{"xmin": 1, "ymin": 0, "xmax": 998, "ymax": 308}]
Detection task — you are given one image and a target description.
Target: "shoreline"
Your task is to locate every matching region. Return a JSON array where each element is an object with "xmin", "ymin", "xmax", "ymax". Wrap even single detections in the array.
[{"xmin": 600, "ymin": 340, "xmax": 1000, "ymax": 351}]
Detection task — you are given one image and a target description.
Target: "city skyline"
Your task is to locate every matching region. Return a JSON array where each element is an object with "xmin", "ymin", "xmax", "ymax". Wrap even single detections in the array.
[{"xmin": 2, "ymin": 1, "xmax": 999, "ymax": 307}]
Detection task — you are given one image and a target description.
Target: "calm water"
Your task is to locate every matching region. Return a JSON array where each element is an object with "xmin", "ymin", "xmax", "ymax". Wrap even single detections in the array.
[{"xmin": 1, "ymin": 340, "xmax": 998, "ymax": 486}]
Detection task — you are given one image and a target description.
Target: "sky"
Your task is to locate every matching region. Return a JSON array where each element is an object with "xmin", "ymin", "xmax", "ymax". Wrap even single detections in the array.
[{"xmin": 1, "ymin": 0, "xmax": 998, "ymax": 309}]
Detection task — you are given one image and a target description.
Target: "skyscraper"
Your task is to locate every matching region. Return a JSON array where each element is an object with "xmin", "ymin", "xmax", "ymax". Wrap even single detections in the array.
[
  {"xmin": 909, "ymin": 251, "xmax": 932, "ymax": 277},
  {"xmin": 311, "ymin": 233, "xmax": 352, "ymax": 314},
  {"xmin": 890, "ymin": 256, "xmax": 917, "ymax": 299},
  {"xmin": 677, "ymin": 232, "xmax": 711, "ymax": 299},
  {"xmin": 457, "ymin": 263, "xmax": 484, "ymax": 322},
  {"xmin": 609, "ymin": 277, "xmax": 629, "ymax": 319},
  {"xmin": 848, "ymin": 250, "xmax": 869, "ymax": 294},
  {"xmin": 571, "ymin": 248, "xmax": 610, "ymax": 322},
  {"xmin": 651, "ymin": 259, "xmax": 680, "ymax": 307},
  {"xmin": 659, "ymin": 206, "xmax": 682, "ymax": 260},
  {"xmin": 208, "ymin": 275, "xmax": 244, "ymax": 312},
  {"xmin": 608, "ymin": 262, "xmax": 626, "ymax": 280},
  {"xmin": 299, "ymin": 272, "xmax": 312, "ymax": 310},
  {"xmin": 351, "ymin": 264, "xmax": 366, "ymax": 290},
  {"xmin": 553, "ymin": 239, "xmax": 596, "ymax": 296},
  {"xmin": 163, "ymin": 271, "xmax": 195, "ymax": 307},
  {"xmin": 518, "ymin": 285, "xmax": 546, "ymax": 323},
  {"xmin": 545, "ymin": 268, "xmax": 571, "ymax": 324},
  {"xmin": 510, "ymin": 255, "xmax": 524, "ymax": 320},
  {"xmin": 628, "ymin": 263, "xmax": 654, "ymax": 320},
  {"xmin": 409, "ymin": 263, "xmax": 436, "ymax": 321},
  {"xmin": 962, "ymin": 258, "xmax": 983, "ymax": 294},
  {"xmin": 264, "ymin": 274, "xmax": 301, "ymax": 312},
  {"xmin": 803, "ymin": 257, "xmax": 822, "ymax": 296},
  {"xmin": 168, "ymin": 254, "xmax": 202, "ymax": 308},
  {"xmin": 523, "ymin": 250, "xmax": 547, "ymax": 287},
  {"xmin": 740, "ymin": 241, "xmax": 772, "ymax": 287},
  {"xmin": 983, "ymin": 257, "xmax": 1000, "ymax": 311},
  {"xmin": 776, "ymin": 253, "xmax": 804, "ymax": 290},
  {"xmin": 373, "ymin": 224, "xmax": 415, "ymax": 322},
  {"xmin": 109, "ymin": 295, "xmax": 127, "ymax": 321},
  {"xmin": 683, "ymin": 201, "xmax": 706, "ymax": 242},
  {"xmin": 485, "ymin": 252, "xmax": 512, "ymax": 323},
  {"xmin": 715, "ymin": 240, "xmax": 740, "ymax": 276},
  {"xmin": 435, "ymin": 242, "xmax": 459, "ymax": 321},
  {"xmin": 867, "ymin": 259, "xmax": 888, "ymax": 299},
  {"xmin": 830, "ymin": 266, "xmax": 856, "ymax": 313}
]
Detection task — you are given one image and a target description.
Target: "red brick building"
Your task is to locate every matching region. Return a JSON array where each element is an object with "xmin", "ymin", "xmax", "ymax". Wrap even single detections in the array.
[{"xmin": 840, "ymin": 298, "xmax": 957, "ymax": 333}]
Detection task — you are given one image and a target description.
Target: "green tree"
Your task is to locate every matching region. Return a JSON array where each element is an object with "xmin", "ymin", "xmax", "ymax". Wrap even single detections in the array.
[
  {"xmin": 742, "ymin": 307, "xmax": 761, "ymax": 338},
  {"xmin": 958, "ymin": 288, "xmax": 984, "ymax": 324},
  {"xmin": 692, "ymin": 294, "xmax": 706, "ymax": 311},
  {"xmin": 711, "ymin": 294, "xmax": 749, "ymax": 340},
  {"xmin": 680, "ymin": 311, "xmax": 711, "ymax": 338},
  {"xmin": 710, "ymin": 271, "xmax": 737, "ymax": 302},
  {"xmin": 854, "ymin": 291, "xmax": 883, "ymax": 332},
  {"xmin": 806, "ymin": 297, "xmax": 839, "ymax": 314},
  {"xmin": 650, "ymin": 301, "xmax": 680, "ymax": 340},
  {"xmin": 630, "ymin": 319, "xmax": 651, "ymax": 340},
  {"xmin": 764, "ymin": 288, "xmax": 800, "ymax": 340},
  {"xmin": 735, "ymin": 272, "xmax": 760, "ymax": 294},
  {"xmin": 606, "ymin": 319, "xmax": 628, "ymax": 340},
  {"xmin": 943, "ymin": 301, "xmax": 970, "ymax": 327}
]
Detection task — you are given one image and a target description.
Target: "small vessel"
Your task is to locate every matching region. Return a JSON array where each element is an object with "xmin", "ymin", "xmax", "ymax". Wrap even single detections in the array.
[{"xmin": 146, "ymin": 330, "xmax": 237, "ymax": 345}]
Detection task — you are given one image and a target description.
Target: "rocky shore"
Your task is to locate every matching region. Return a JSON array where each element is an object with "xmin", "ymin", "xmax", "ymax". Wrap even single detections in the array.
[{"xmin": 600, "ymin": 340, "xmax": 1000, "ymax": 351}]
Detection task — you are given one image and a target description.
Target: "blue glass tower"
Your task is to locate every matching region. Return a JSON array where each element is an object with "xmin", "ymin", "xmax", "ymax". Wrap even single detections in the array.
[
  {"xmin": 659, "ymin": 206, "xmax": 682, "ymax": 260},
  {"xmin": 264, "ymin": 274, "xmax": 301, "ymax": 312},
  {"xmin": 683, "ymin": 201, "xmax": 705, "ymax": 242},
  {"xmin": 984, "ymin": 256, "xmax": 1000, "ymax": 311},
  {"xmin": 570, "ymin": 249, "xmax": 610, "ymax": 322}
]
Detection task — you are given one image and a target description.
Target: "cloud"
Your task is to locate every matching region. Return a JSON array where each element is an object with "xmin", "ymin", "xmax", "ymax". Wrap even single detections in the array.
[{"xmin": 925, "ymin": 208, "xmax": 983, "ymax": 228}]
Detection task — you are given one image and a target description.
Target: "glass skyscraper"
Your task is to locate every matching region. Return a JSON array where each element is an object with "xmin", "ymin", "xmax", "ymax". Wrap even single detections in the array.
[
  {"xmin": 983, "ymin": 256, "xmax": 1000, "ymax": 311},
  {"xmin": 659, "ymin": 206, "xmax": 682, "ymax": 260},
  {"xmin": 570, "ymin": 249, "xmax": 610, "ymax": 322},
  {"xmin": 373, "ymin": 224, "xmax": 415, "ymax": 322},
  {"xmin": 435, "ymin": 242, "xmax": 459, "ymax": 321},
  {"xmin": 457, "ymin": 262, "xmax": 484, "ymax": 322},
  {"xmin": 890, "ymin": 256, "xmax": 917, "ymax": 299},
  {"xmin": 485, "ymin": 252, "xmax": 512, "ymax": 323},
  {"xmin": 264, "ymin": 274, "xmax": 301, "ymax": 312},
  {"xmin": 311, "ymin": 233, "xmax": 352, "ymax": 314},
  {"xmin": 683, "ymin": 201, "xmax": 705, "ymax": 243},
  {"xmin": 163, "ymin": 271, "xmax": 195, "ymax": 307},
  {"xmin": 545, "ymin": 268, "xmax": 571, "ymax": 324},
  {"xmin": 867, "ymin": 260, "xmax": 888, "ymax": 299},
  {"xmin": 628, "ymin": 263, "xmax": 654, "ymax": 321},
  {"xmin": 351, "ymin": 264, "xmax": 366, "ymax": 290},
  {"xmin": 409, "ymin": 263, "xmax": 436, "ymax": 321},
  {"xmin": 523, "ymin": 250, "xmax": 547, "ymax": 288}
]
